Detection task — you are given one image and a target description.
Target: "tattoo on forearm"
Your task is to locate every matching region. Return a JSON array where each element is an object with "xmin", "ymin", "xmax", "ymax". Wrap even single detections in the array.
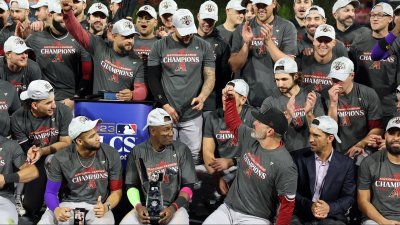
[{"xmin": 200, "ymin": 67, "xmax": 216, "ymax": 99}]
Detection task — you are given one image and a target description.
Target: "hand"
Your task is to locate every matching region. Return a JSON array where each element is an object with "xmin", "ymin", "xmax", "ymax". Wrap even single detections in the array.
[
  {"xmin": 261, "ymin": 24, "xmax": 273, "ymax": 44},
  {"xmin": 218, "ymin": 176, "xmax": 229, "ymax": 195},
  {"xmin": 191, "ymin": 96, "xmax": 205, "ymax": 111},
  {"xmin": 304, "ymin": 91, "xmax": 317, "ymax": 114},
  {"xmin": 163, "ymin": 104, "xmax": 179, "ymax": 123},
  {"xmin": 209, "ymin": 158, "xmax": 232, "ymax": 172},
  {"xmin": 367, "ymin": 134, "xmax": 384, "ymax": 149},
  {"xmin": 61, "ymin": 0, "xmax": 74, "ymax": 12},
  {"xmin": 27, "ymin": 145, "xmax": 42, "ymax": 165},
  {"xmin": 15, "ymin": 20, "xmax": 31, "ymax": 39},
  {"xmin": 158, "ymin": 206, "xmax": 176, "ymax": 225},
  {"xmin": 378, "ymin": 219, "xmax": 400, "ymax": 225},
  {"xmin": 286, "ymin": 95, "xmax": 296, "ymax": 121},
  {"xmin": 156, "ymin": 26, "xmax": 168, "ymax": 38},
  {"xmin": 0, "ymin": 174, "xmax": 5, "ymax": 189},
  {"xmin": 135, "ymin": 204, "xmax": 150, "ymax": 224},
  {"xmin": 302, "ymin": 47, "xmax": 314, "ymax": 56},
  {"xmin": 93, "ymin": 196, "xmax": 106, "ymax": 218},
  {"xmin": 242, "ymin": 21, "xmax": 254, "ymax": 46},
  {"xmin": 222, "ymin": 85, "xmax": 235, "ymax": 100},
  {"xmin": 30, "ymin": 21, "xmax": 45, "ymax": 32},
  {"xmin": 54, "ymin": 207, "xmax": 72, "ymax": 222},
  {"xmin": 117, "ymin": 89, "xmax": 133, "ymax": 101},
  {"xmin": 61, "ymin": 98, "xmax": 74, "ymax": 110},
  {"xmin": 314, "ymin": 200, "xmax": 329, "ymax": 219},
  {"xmin": 328, "ymin": 84, "xmax": 340, "ymax": 104},
  {"xmin": 346, "ymin": 145, "xmax": 365, "ymax": 158}
]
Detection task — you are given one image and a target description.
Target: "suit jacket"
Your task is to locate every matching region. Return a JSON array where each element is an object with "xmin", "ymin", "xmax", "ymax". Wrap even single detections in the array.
[{"xmin": 292, "ymin": 148, "xmax": 355, "ymax": 222}]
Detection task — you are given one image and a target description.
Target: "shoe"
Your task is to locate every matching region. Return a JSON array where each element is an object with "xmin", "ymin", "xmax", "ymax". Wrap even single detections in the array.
[{"xmin": 15, "ymin": 197, "xmax": 26, "ymax": 216}]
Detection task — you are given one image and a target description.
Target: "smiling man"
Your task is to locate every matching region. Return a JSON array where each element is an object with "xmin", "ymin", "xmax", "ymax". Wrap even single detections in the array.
[
  {"xmin": 86, "ymin": 2, "xmax": 108, "ymax": 38},
  {"xmin": 289, "ymin": 0, "xmax": 312, "ymax": 41},
  {"xmin": 216, "ymin": 0, "xmax": 246, "ymax": 45}
]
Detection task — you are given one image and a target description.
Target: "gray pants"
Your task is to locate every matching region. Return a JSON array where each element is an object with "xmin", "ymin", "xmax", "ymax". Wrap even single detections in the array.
[
  {"xmin": 173, "ymin": 115, "xmax": 203, "ymax": 165},
  {"xmin": 119, "ymin": 207, "xmax": 189, "ymax": 225},
  {"xmin": 38, "ymin": 202, "xmax": 114, "ymax": 225},
  {"xmin": 203, "ymin": 203, "xmax": 271, "ymax": 225},
  {"xmin": 362, "ymin": 220, "xmax": 379, "ymax": 225},
  {"xmin": 0, "ymin": 196, "xmax": 18, "ymax": 225}
]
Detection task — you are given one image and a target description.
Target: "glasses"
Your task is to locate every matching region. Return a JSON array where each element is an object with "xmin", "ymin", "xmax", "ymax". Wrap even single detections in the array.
[
  {"xmin": 369, "ymin": 13, "xmax": 391, "ymax": 19},
  {"xmin": 316, "ymin": 37, "xmax": 333, "ymax": 44}
]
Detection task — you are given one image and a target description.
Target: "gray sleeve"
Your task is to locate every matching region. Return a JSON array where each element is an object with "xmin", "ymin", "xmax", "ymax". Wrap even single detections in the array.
[
  {"xmin": 88, "ymin": 35, "xmax": 103, "ymax": 56},
  {"xmin": 336, "ymin": 41, "xmax": 349, "ymax": 57},
  {"xmin": 203, "ymin": 42, "xmax": 215, "ymax": 68},
  {"xmin": 10, "ymin": 113, "xmax": 28, "ymax": 143},
  {"xmin": 274, "ymin": 160, "xmax": 298, "ymax": 196},
  {"xmin": 11, "ymin": 142, "xmax": 26, "ymax": 169},
  {"xmin": 280, "ymin": 22, "xmax": 297, "ymax": 56},
  {"xmin": 125, "ymin": 148, "xmax": 140, "ymax": 186},
  {"xmin": 365, "ymin": 88, "xmax": 382, "ymax": 120},
  {"xmin": 357, "ymin": 157, "xmax": 372, "ymax": 190},
  {"xmin": 313, "ymin": 94, "xmax": 325, "ymax": 117},
  {"xmin": 30, "ymin": 62, "xmax": 42, "ymax": 80},
  {"xmin": 178, "ymin": 144, "xmax": 197, "ymax": 186},
  {"xmin": 203, "ymin": 114, "xmax": 214, "ymax": 138},
  {"xmin": 230, "ymin": 25, "xmax": 243, "ymax": 54},
  {"xmin": 260, "ymin": 97, "xmax": 274, "ymax": 113},
  {"xmin": 147, "ymin": 40, "xmax": 162, "ymax": 67},
  {"xmin": 58, "ymin": 104, "xmax": 73, "ymax": 136},
  {"xmin": 107, "ymin": 147, "xmax": 122, "ymax": 181},
  {"xmin": 134, "ymin": 61, "xmax": 145, "ymax": 83},
  {"xmin": 48, "ymin": 155, "xmax": 62, "ymax": 182},
  {"xmin": 8, "ymin": 88, "xmax": 20, "ymax": 114}
]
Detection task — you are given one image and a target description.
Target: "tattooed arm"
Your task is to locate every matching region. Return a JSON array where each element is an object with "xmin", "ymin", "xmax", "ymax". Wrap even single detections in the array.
[{"xmin": 192, "ymin": 66, "xmax": 215, "ymax": 111}]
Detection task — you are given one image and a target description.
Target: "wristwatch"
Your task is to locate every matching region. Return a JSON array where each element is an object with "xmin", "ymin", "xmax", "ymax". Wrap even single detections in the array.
[{"xmin": 105, "ymin": 202, "xmax": 112, "ymax": 212}]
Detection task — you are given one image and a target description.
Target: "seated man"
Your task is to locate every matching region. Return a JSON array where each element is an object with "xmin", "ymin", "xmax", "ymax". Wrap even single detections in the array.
[
  {"xmin": 292, "ymin": 116, "xmax": 355, "ymax": 225},
  {"xmin": 358, "ymin": 116, "xmax": 400, "ymax": 225},
  {"xmin": 38, "ymin": 116, "xmax": 123, "ymax": 224},
  {"xmin": 120, "ymin": 108, "xmax": 197, "ymax": 225},
  {"xmin": 0, "ymin": 136, "xmax": 39, "ymax": 224}
]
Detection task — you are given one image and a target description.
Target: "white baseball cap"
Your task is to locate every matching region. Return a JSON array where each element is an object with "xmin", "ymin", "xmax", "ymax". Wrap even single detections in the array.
[
  {"xmin": 4, "ymin": 36, "xmax": 31, "ymax": 54},
  {"xmin": 172, "ymin": 9, "xmax": 197, "ymax": 36},
  {"xmin": 74, "ymin": 0, "xmax": 86, "ymax": 3},
  {"xmin": 332, "ymin": 0, "xmax": 359, "ymax": 13},
  {"xmin": 227, "ymin": 79, "xmax": 249, "ymax": 97},
  {"xmin": 159, "ymin": 0, "xmax": 177, "ymax": 16},
  {"xmin": 69, "ymin": 116, "xmax": 102, "ymax": 140},
  {"xmin": 143, "ymin": 108, "xmax": 173, "ymax": 131},
  {"xmin": 30, "ymin": 0, "xmax": 48, "ymax": 9},
  {"xmin": 328, "ymin": 57, "xmax": 354, "ymax": 81},
  {"xmin": 371, "ymin": 3, "xmax": 393, "ymax": 17},
  {"xmin": 314, "ymin": 24, "xmax": 335, "ymax": 40},
  {"xmin": 395, "ymin": 5, "xmax": 400, "ymax": 15},
  {"xmin": 48, "ymin": 1, "xmax": 61, "ymax": 14},
  {"xmin": 305, "ymin": 5, "xmax": 325, "ymax": 19},
  {"xmin": 111, "ymin": 0, "xmax": 122, "ymax": 3},
  {"xmin": 88, "ymin": 3, "xmax": 109, "ymax": 17},
  {"xmin": 311, "ymin": 116, "xmax": 341, "ymax": 143},
  {"xmin": 251, "ymin": 0, "xmax": 272, "ymax": 5},
  {"xmin": 0, "ymin": 1, "xmax": 8, "ymax": 11},
  {"xmin": 20, "ymin": 80, "xmax": 54, "ymax": 101},
  {"xmin": 10, "ymin": 0, "xmax": 29, "ymax": 9},
  {"xmin": 199, "ymin": 1, "xmax": 218, "ymax": 21},
  {"xmin": 274, "ymin": 57, "xmax": 298, "ymax": 74},
  {"xmin": 137, "ymin": 5, "xmax": 157, "ymax": 19},
  {"xmin": 386, "ymin": 116, "xmax": 400, "ymax": 131},
  {"xmin": 112, "ymin": 19, "xmax": 137, "ymax": 36},
  {"xmin": 226, "ymin": 0, "xmax": 246, "ymax": 10}
]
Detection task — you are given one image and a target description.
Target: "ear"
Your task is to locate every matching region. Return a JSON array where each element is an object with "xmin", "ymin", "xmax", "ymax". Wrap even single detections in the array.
[
  {"xmin": 76, "ymin": 137, "xmax": 83, "ymax": 145},
  {"xmin": 31, "ymin": 101, "xmax": 37, "ymax": 110},
  {"xmin": 328, "ymin": 134, "xmax": 335, "ymax": 143}
]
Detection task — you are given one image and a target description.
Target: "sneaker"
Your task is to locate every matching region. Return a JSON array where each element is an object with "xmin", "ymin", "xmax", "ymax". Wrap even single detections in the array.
[{"xmin": 15, "ymin": 197, "xmax": 26, "ymax": 216}]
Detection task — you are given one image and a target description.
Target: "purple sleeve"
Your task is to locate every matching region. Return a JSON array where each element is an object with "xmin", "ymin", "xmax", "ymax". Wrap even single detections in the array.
[
  {"xmin": 371, "ymin": 32, "xmax": 397, "ymax": 61},
  {"xmin": 44, "ymin": 180, "xmax": 62, "ymax": 212}
]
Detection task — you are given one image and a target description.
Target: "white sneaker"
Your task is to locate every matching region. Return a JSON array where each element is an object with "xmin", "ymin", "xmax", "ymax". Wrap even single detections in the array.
[{"xmin": 15, "ymin": 197, "xmax": 26, "ymax": 216}]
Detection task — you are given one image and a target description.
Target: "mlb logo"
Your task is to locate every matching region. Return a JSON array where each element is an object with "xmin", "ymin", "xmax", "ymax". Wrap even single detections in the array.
[{"xmin": 116, "ymin": 124, "xmax": 137, "ymax": 135}]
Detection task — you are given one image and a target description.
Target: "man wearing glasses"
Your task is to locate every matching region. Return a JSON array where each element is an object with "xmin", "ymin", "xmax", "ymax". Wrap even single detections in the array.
[
  {"xmin": 61, "ymin": 0, "xmax": 147, "ymax": 101},
  {"xmin": 229, "ymin": 0, "xmax": 297, "ymax": 107},
  {"xmin": 291, "ymin": 116, "xmax": 355, "ymax": 225},
  {"xmin": 350, "ymin": 3, "xmax": 399, "ymax": 126}
]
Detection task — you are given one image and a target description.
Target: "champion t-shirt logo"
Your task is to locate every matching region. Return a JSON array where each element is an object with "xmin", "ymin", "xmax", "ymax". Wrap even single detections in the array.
[
  {"xmin": 338, "ymin": 103, "xmax": 365, "ymax": 127},
  {"xmin": 146, "ymin": 160, "xmax": 178, "ymax": 176},
  {"xmin": 101, "ymin": 60, "xmax": 134, "ymax": 83},
  {"xmin": 0, "ymin": 156, "xmax": 4, "ymax": 167},
  {"xmin": 303, "ymin": 71, "xmax": 332, "ymax": 92},
  {"xmin": 71, "ymin": 167, "xmax": 108, "ymax": 189},
  {"xmin": 29, "ymin": 126, "xmax": 59, "ymax": 147},
  {"xmin": 0, "ymin": 101, "xmax": 8, "ymax": 111},
  {"xmin": 162, "ymin": 49, "xmax": 200, "ymax": 73},
  {"xmin": 243, "ymin": 153, "xmax": 267, "ymax": 179},
  {"xmin": 374, "ymin": 174, "xmax": 400, "ymax": 199}
]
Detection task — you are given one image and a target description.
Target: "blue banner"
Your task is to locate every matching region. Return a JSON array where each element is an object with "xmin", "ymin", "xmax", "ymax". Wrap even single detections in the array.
[{"xmin": 75, "ymin": 100, "xmax": 153, "ymax": 168}]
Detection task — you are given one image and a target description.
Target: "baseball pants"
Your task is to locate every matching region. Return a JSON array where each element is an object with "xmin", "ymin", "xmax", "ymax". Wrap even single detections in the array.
[
  {"xmin": 0, "ymin": 196, "xmax": 18, "ymax": 225},
  {"xmin": 203, "ymin": 203, "xmax": 271, "ymax": 225},
  {"xmin": 119, "ymin": 207, "xmax": 189, "ymax": 225},
  {"xmin": 38, "ymin": 202, "xmax": 114, "ymax": 225},
  {"xmin": 362, "ymin": 220, "xmax": 379, "ymax": 225}
]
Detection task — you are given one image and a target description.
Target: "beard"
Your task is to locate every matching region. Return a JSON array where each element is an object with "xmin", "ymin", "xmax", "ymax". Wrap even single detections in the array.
[
  {"xmin": 251, "ymin": 130, "xmax": 266, "ymax": 140},
  {"xmin": 386, "ymin": 143, "xmax": 400, "ymax": 156},
  {"xmin": 83, "ymin": 142, "xmax": 101, "ymax": 151},
  {"xmin": 52, "ymin": 18, "xmax": 67, "ymax": 34}
]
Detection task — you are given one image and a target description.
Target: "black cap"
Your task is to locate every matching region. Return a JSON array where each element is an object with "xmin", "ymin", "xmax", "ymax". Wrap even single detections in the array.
[{"xmin": 251, "ymin": 108, "xmax": 288, "ymax": 136}]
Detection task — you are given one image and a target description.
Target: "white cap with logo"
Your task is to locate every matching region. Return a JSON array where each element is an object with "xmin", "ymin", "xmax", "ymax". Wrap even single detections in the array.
[
  {"xmin": 328, "ymin": 57, "xmax": 354, "ymax": 81},
  {"xmin": 10, "ymin": 0, "xmax": 29, "ymax": 9},
  {"xmin": 112, "ymin": 19, "xmax": 137, "ymax": 36},
  {"xmin": 69, "ymin": 116, "xmax": 102, "ymax": 140},
  {"xmin": 143, "ymin": 108, "xmax": 173, "ymax": 131},
  {"xmin": 172, "ymin": 9, "xmax": 197, "ymax": 36},
  {"xmin": 199, "ymin": 1, "xmax": 218, "ymax": 21},
  {"xmin": 137, "ymin": 5, "xmax": 157, "ymax": 19},
  {"xmin": 31, "ymin": 0, "xmax": 48, "ymax": 9},
  {"xmin": 159, "ymin": 0, "xmax": 177, "ymax": 16},
  {"xmin": 20, "ymin": 80, "xmax": 54, "ymax": 101},
  {"xmin": 314, "ymin": 24, "xmax": 335, "ymax": 40},
  {"xmin": 4, "ymin": 36, "xmax": 31, "ymax": 54},
  {"xmin": 227, "ymin": 79, "xmax": 249, "ymax": 97},
  {"xmin": 0, "ymin": 1, "xmax": 8, "ymax": 11},
  {"xmin": 88, "ymin": 3, "xmax": 109, "ymax": 17},
  {"xmin": 48, "ymin": 1, "xmax": 61, "ymax": 14},
  {"xmin": 332, "ymin": 0, "xmax": 359, "ymax": 13},
  {"xmin": 372, "ymin": 2, "xmax": 393, "ymax": 17},
  {"xmin": 251, "ymin": 0, "xmax": 272, "ymax": 5},
  {"xmin": 226, "ymin": 0, "xmax": 246, "ymax": 10},
  {"xmin": 386, "ymin": 117, "xmax": 400, "ymax": 131},
  {"xmin": 305, "ymin": 5, "xmax": 325, "ymax": 18},
  {"xmin": 274, "ymin": 57, "xmax": 298, "ymax": 74},
  {"xmin": 311, "ymin": 116, "xmax": 342, "ymax": 143}
]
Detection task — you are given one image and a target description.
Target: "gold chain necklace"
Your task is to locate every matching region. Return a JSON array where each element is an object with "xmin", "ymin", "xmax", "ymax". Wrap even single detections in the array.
[{"xmin": 76, "ymin": 151, "xmax": 97, "ymax": 169}]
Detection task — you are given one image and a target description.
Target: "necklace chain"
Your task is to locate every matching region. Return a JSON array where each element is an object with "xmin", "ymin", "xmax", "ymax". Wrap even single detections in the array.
[{"xmin": 76, "ymin": 151, "xmax": 96, "ymax": 169}]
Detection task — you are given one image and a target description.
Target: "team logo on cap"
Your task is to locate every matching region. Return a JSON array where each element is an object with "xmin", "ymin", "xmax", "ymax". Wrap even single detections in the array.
[
  {"xmin": 162, "ymin": 2, "xmax": 172, "ymax": 9},
  {"xmin": 79, "ymin": 116, "xmax": 89, "ymax": 123},
  {"xmin": 143, "ymin": 6, "xmax": 148, "ymax": 10},
  {"xmin": 205, "ymin": 4, "xmax": 216, "ymax": 12},
  {"xmin": 14, "ymin": 37, "xmax": 24, "ymax": 45},
  {"xmin": 393, "ymin": 117, "xmax": 400, "ymax": 124},
  {"xmin": 180, "ymin": 15, "xmax": 192, "ymax": 26},
  {"xmin": 123, "ymin": 21, "xmax": 133, "ymax": 29},
  {"xmin": 321, "ymin": 25, "xmax": 332, "ymax": 32},
  {"xmin": 96, "ymin": 3, "xmax": 103, "ymax": 9},
  {"xmin": 333, "ymin": 61, "xmax": 345, "ymax": 71},
  {"xmin": 44, "ymin": 83, "xmax": 52, "ymax": 90}
]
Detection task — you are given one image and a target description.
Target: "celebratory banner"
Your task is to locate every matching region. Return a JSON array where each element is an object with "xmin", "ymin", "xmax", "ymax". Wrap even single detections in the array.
[{"xmin": 75, "ymin": 100, "xmax": 154, "ymax": 168}]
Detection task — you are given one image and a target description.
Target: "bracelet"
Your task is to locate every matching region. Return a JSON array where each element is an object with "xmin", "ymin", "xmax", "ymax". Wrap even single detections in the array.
[
  {"xmin": 172, "ymin": 196, "xmax": 187, "ymax": 210},
  {"xmin": 4, "ymin": 173, "xmax": 20, "ymax": 183}
]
